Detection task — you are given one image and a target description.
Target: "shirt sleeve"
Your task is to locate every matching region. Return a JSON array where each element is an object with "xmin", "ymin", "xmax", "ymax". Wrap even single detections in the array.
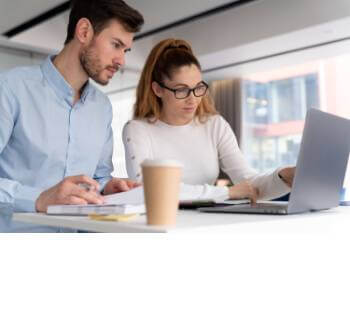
[
  {"xmin": 0, "ymin": 80, "xmax": 43, "ymax": 212},
  {"xmin": 93, "ymin": 103, "xmax": 114, "ymax": 191},
  {"xmin": 215, "ymin": 116, "xmax": 290, "ymax": 200},
  {"xmin": 180, "ymin": 183, "xmax": 229, "ymax": 201},
  {"xmin": 122, "ymin": 120, "xmax": 153, "ymax": 181}
]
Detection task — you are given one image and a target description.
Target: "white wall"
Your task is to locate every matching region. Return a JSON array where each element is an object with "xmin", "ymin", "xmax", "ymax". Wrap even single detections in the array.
[
  {"xmin": 0, "ymin": 39, "xmax": 49, "ymax": 71},
  {"xmin": 0, "ymin": 47, "xmax": 46, "ymax": 70}
]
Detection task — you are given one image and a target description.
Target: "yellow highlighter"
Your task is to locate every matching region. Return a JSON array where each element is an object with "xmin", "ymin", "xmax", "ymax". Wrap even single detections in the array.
[{"xmin": 89, "ymin": 213, "xmax": 139, "ymax": 222}]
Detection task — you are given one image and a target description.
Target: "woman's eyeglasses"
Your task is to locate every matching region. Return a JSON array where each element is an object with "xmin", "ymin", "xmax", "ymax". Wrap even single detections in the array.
[{"xmin": 157, "ymin": 81, "xmax": 208, "ymax": 99}]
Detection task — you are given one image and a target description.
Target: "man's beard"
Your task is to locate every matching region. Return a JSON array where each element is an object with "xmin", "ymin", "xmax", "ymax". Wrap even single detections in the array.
[{"xmin": 80, "ymin": 45, "xmax": 118, "ymax": 86}]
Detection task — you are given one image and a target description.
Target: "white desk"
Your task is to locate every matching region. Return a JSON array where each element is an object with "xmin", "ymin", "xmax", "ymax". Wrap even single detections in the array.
[{"xmin": 12, "ymin": 206, "xmax": 350, "ymax": 233}]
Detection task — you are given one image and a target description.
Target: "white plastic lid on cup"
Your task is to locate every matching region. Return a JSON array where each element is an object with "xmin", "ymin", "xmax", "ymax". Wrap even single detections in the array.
[{"xmin": 141, "ymin": 159, "xmax": 183, "ymax": 168}]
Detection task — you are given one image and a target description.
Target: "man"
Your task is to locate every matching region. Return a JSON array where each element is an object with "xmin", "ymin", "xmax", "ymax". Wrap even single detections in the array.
[{"xmin": 0, "ymin": 0, "xmax": 144, "ymax": 219}]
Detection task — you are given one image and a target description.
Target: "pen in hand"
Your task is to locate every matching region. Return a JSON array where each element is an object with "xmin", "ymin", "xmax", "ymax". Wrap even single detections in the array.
[
  {"xmin": 78, "ymin": 183, "xmax": 105, "ymax": 204},
  {"xmin": 78, "ymin": 183, "xmax": 96, "ymax": 192}
]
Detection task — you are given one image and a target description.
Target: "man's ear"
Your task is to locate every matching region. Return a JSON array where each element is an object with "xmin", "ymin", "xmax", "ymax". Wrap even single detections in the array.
[
  {"xmin": 152, "ymin": 81, "xmax": 163, "ymax": 98},
  {"xmin": 75, "ymin": 18, "xmax": 94, "ymax": 45}
]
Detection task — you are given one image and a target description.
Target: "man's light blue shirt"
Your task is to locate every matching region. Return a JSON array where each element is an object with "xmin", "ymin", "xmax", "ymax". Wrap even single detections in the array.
[{"xmin": 0, "ymin": 56, "xmax": 114, "ymax": 214}]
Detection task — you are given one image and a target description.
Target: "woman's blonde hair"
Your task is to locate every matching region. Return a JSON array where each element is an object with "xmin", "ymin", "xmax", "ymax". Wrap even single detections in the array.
[{"xmin": 134, "ymin": 38, "xmax": 217, "ymax": 122}]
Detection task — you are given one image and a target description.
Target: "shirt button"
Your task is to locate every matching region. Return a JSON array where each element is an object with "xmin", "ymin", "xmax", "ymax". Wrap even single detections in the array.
[
  {"xmin": 136, "ymin": 173, "xmax": 140, "ymax": 177},
  {"xmin": 131, "ymin": 156, "xmax": 136, "ymax": 160},
  {"xmin": 127, "ymin": 138, "xmax": 131, "ymax": 142}
]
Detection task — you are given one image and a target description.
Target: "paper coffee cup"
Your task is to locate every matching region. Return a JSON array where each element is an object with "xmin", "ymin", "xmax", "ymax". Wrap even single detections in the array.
[{"xmin": 141, "ymin": 159, "xmax": 182, "ymax": 226}]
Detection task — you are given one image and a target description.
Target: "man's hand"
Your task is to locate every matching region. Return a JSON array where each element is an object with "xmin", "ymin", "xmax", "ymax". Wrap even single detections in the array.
[
  {"xmin": 102, "ymin": 178, "xmax": 141, "ymax": 195},
  {"xmin": 35, "ymin": 175, "xmax": 104, "ymax": 213},
  {"xmin": 278, "ymin": 167, "xmax": 296, "ymax": 187}
]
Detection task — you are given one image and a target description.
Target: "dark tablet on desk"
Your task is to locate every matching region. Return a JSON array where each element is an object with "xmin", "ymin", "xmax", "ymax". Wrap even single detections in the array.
[
  {"xmin": 179, "ymin": 200, "xmax": 216, "ymax": 209},
  {"xmin": 179, "ymin": 199, "xmax": 250, "ymax": 210}
]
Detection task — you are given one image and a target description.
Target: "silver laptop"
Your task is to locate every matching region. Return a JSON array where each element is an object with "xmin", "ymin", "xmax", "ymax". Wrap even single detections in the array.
[{"xmin": 199, "ymin": 109, "xmax": 350, "ymax": 215}]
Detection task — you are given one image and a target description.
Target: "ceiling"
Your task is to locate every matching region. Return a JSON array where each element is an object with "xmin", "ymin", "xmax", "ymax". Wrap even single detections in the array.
[
  {"xmin": 0, "ymin": 0, "xmax": 64, "ymax": 34},
  {"xmin": 2, "ymin": 0, "xmax": 350, "ymax": 95},
  {"xmin": 0, "ymin": 0, "xmax": 238, "ymax": 51}
]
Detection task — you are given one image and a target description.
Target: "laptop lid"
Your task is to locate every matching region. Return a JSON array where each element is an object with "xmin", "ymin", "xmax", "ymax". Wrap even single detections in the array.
[
  {"xmin": 287, "ymin": 108, "xmax": 350, "ymax": 213},
  {"xmin": 199, "ymin": 108, "xmax": 350, "ymax": 215}
]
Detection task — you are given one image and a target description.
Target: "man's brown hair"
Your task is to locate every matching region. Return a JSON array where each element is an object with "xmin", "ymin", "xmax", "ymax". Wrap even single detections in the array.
[{"xmin": 65, "ymin": 0, "xmax": 144, "ymax": 45}]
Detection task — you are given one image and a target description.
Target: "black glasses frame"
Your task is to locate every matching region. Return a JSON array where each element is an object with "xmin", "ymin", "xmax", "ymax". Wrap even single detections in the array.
[{"xmin": 156, "ymin": 81, "xmax": 209, "ymax": 99}]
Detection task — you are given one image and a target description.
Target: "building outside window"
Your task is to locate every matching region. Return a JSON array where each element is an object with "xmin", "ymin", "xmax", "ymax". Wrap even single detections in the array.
[
  {"xmin": 241, "ymin": 55, "xmax": 350, "ymax": 189},
  {"xmin": 242, "ymin": 72, "xmax": 319, "ymax": 172}
]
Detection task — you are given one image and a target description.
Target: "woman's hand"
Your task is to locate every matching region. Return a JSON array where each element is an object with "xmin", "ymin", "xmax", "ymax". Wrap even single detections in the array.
[
  {"xmin": 278, "ymin": 167, "xmax": 296, "ymax": 187},
  {"xmin": 228, "ymin": 180, "xmax": 259, "ymax": 204}
]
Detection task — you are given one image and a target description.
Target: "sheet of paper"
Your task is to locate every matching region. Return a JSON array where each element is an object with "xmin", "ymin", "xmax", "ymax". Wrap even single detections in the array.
[
  {"xmin": 103, "ymin": 184, "xmax": 229, "ymax": 205},
  {"xmin": 47, "ymin": 184, "xmax": 231, "ymax": 215},
  {"xmin": 104, "ymin": 186, "xmax": 145, "ymax": 205}
]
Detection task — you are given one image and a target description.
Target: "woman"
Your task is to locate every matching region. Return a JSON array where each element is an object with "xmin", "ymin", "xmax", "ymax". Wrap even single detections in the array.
[{"xmin": 122, "ymin": 39, "xmax": 294, "ymax": 202}]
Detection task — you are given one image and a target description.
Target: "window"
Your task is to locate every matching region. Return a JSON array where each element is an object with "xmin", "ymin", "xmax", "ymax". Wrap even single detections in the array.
[
  {"xmin": 242, "ymin": 72, "xmax": 319, "ymax": 172},
  {"xmin": 241, "ymin": 55, "xmax": 350, "ymax": 186}
]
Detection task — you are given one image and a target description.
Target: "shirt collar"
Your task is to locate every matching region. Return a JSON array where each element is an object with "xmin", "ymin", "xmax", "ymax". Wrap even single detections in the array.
[
  {"xmin": 41, "ymin": 55, "xmax": 92, "ymax": 106},
  {"xmin": 80, "ymin": 81, "xmax": 93, "ymax": 104}
]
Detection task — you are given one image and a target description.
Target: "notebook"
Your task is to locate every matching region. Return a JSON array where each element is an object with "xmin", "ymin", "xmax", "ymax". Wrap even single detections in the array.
[
  {"xmin": 199, "ymin": 109, "xmax": 350, "ymax": 215},
  {"xmin": 47, "ymin": 203, "xmax": 145, "ymax": 216}
]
